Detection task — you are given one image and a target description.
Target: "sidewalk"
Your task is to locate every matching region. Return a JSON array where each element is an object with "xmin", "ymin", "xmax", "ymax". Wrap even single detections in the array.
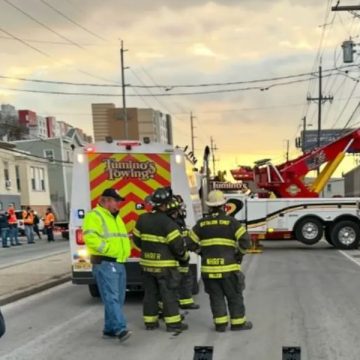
[{"xmin": 0, "ymin": 252, "xmax": 71, "ymax": 305}]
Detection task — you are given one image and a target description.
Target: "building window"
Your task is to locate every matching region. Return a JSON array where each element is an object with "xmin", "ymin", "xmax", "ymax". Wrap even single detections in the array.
[
  {"xmin": 0, "ymin": 202, "xmax": 3, "ymax": 211},
  {"xmin": 30, "ymin": 166, "xmax": 46, "ymax": 192},
  {"xmin": 15, "ymin": 165, "xmax": 21, "ymax": 191},
  {"xmin": 40, "ymin": 168, "xmax": 45, "ymax": 191},
  {"xmin": 3, "ymin": 161, "xmax": 9, "ymax": 181},
  {"xmin": 44, "ymin": 149, "xmax": 55, "ymax": 161}
]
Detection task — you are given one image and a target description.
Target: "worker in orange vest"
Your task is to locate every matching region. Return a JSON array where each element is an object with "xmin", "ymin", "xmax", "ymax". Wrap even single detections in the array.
[
  {"xmin": 7, "ymin": 205, "xmax": 21, "ymax": 246},
  {"xmin": 22, "ymin": 206, "xmax": 35, "ymax": 244},
  {"xmin": 44, "ymin": 208, "xmax": 55, "ymax": 242}
]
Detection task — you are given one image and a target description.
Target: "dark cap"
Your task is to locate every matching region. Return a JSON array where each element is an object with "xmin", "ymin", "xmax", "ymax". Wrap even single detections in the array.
[{"xmin": 101, "ymin": 188, "xmax": 125, "ymax": 201}]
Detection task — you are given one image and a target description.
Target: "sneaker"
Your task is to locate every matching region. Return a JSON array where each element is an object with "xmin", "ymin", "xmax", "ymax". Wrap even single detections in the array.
[
  {"xmin": 166, "ymin": 322, "xmax": 188, "ymax": 333},
  {"xmin": 117, "ymin": 330, "xmax": 132, "ymax": 342},
  {"xmin": 180, "ymin": 303, "xmax": 200, "ymax": 310},
  {"xmin": 230, "ymin": 321, "xmax": 253, "ymax": 331},
  {"xmin": 102, "ymin": 331, "xmax": 117, "ymax": 339},
  {"xmin": 145, "ymin": 322, "xmax": 159, "ymax": 330},
  {"xmin": 215, "ymin": 324, "xmax": 227, "ymax": 333}
]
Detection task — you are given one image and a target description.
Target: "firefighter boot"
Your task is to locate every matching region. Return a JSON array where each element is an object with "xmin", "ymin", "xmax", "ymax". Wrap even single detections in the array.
[
  {"xmin": 215, "ymin": 324, "xmax": 227, "ymax": 333},
  {"xmin": 145, "ymin": 322, "xmax": 160, "ymax": 330},
  {"xmin": 230, "ymin": 321, "xmax": 253, "ymax": 331},
  {"xmin": 166, "ymin": 322, "xmax": 189, "ymax": 333}
]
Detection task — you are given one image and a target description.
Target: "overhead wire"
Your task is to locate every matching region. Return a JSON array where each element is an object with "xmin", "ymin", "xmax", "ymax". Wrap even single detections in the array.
[{"xmin": 39, "ymin": 0, "xmax": 106, "ymax": 41}]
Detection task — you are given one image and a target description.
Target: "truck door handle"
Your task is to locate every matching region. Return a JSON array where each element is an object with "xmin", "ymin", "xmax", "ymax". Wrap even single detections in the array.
[{"xmin": 279, "ymin": 213, "xmax": 284, "ymax": 217}]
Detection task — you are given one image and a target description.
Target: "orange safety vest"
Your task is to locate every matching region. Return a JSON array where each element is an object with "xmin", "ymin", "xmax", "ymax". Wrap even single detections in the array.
[
  {"xmin": 23, "ymin": 211, "xmax": 34, "ymax": 225},
  {"xmin": 45, "ymin": 213, "xmax": 55, "ymax": 226}
]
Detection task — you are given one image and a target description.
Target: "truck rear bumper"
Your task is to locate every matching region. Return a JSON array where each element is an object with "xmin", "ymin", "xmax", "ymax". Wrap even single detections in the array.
[{"xmin": 71, "ymin": 261, "xmax": 143, "ymax": 290}]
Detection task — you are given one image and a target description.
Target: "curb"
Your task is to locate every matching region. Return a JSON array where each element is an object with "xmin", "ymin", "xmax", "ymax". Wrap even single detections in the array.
[{"xmin": 0, "ymin": 273, "xmax": 71, "ymax": 306}]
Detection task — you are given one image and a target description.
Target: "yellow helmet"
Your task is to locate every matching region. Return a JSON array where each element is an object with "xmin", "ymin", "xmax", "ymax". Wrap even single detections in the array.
[{"xmin": 206, "ymin": 190, "xmax": 226, "ymax": 207}]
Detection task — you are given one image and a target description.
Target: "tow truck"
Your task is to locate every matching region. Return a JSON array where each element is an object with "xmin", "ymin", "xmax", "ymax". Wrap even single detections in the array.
[{"xmin": 206, "ymin": 128, "xmax": 360, "ymax": 249}]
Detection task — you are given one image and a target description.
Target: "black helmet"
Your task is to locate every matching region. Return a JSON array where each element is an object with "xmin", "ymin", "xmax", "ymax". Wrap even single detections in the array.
[
  {"xmin": 166, "ymin": 196, "xmax": 181, "ymax": 214},
  {"xmin": 150, "ymin": 187, "xmax": 173, "ymax": 207}
]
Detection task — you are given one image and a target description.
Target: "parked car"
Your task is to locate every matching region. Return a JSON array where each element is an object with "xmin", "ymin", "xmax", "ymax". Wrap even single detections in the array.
[
  {"xmin": 0, "ymin": 308, "xmax": 5, "ymax": 338},
  {"xmin": 15, "ymin": 210, "xmax": 44, "ymax": 236}
]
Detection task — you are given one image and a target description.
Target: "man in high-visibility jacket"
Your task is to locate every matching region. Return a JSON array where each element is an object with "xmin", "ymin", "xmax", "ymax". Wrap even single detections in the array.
[
  {"xmin": 190, "ymin": 190, "xmax": 253, "ymax": 332},
  {"xmin": 133, "ymin": 187, "xmax": 189, "ymax": 333},
  {"xmin": 44, "ymin": 208, "xmax": 55, "ymax": 242},
  {"xmin": 83, "ymin": 188, "xmax": 132, "ymax": 342},
  {"xmin": 22, "ymin": 207, "xmax": 34, "ymax": 244}
]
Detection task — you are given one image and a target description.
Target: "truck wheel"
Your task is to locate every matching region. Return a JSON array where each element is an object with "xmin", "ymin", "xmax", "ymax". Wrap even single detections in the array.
[
  {"xmin": 295, "ymin": 217, "xmax": 323, "ymax": 245},
  {"xmin": 330, "ymin": 220, "xmax": 360, "ymax": 250},
  {"xmin": 88, "ymin": 284, "xmax": 100, "ymax": 298},
  {"xmin": 324, "ymin": 226, "xmax": 334, "ymax": 246}
]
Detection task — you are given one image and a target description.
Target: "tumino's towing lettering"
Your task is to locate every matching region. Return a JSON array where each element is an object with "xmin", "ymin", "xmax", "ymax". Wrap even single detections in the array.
[{"xmin": 103, "ymin": 159, "xmax": 157, "ymax": 181}]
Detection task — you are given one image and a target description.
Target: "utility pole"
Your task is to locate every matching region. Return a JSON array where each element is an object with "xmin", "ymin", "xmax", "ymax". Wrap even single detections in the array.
[
  {"xmin": 210, "ymin": 136, "xmax": 218, "ymax": 176},
  {"xmin": 307, "ymin": 64, "xmax": 333, "ymax": 149},
  {"xmin": 302, "ymin": 116, "xmax": 307, "ymax": 152},
  {"xmin": 120, "ymin": 40, "xmax": 129, "ymax": 139},
  {"xmin": 285, "ymin": 139, "xmax": 290, "ymax": 161},
  {"xmin": 190, "ymin": 112, "xmax": 196, "ymax": 155}
]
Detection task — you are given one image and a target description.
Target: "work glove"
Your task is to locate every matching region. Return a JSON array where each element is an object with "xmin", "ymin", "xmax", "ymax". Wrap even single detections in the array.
[{"xmin": 178, "ymin": 251, "xmax": 190, "ymax": 267}]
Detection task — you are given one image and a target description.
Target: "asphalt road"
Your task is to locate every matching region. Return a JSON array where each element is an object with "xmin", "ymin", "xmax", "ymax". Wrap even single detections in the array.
[
  {"xmin": 0, "ymin": 235, "xmax": 68, "ymax": 269},
  {"xmin": 1, "ymin": 241, "xmax": 360, "ymax": 360}
]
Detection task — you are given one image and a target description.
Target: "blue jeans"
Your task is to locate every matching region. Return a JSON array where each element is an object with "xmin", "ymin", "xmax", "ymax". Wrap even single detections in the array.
[
  {"xmin": 9, "ymin": 224, "xmax": 20, "ymax": 245},
  {"xmin": 24, "ymin": 225, "xmax": 34, "ymax": 243},
  {"xmin": 1, "ymin": 228, "xmax": 10, "ymax": 247},
  {"xmin": 92, "ymin": 261, "xmax": 127, "ymax": 334}
]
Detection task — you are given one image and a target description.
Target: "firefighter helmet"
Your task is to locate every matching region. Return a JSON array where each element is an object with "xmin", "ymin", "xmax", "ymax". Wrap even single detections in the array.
[
  {"xmin": 206, "ymin": 190, "xmax": 226, "ymax": 207},
  {"xmin": 150, "ymin": 187, "xmax": 173, "ymax": 206}
]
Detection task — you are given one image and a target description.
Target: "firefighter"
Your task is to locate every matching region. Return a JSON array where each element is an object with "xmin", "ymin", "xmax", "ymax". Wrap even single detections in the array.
[
  {"xmin": 83, "ymin": 188, "xmax": 132, "ymax": 342},
  {"xmin": 133, "ymin": 187, "xmax": 189, "ymax": 332},
  {"xmin": 166, "ymin": 195, "xmax": 200, "ymax": 310},
  {"xmin": 190, "ymin": 190, "xmax": 253, "ymax": 332}
]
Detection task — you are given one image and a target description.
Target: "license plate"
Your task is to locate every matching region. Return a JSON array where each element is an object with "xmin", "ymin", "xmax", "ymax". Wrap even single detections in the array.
[{"xmin": 73, "ymin": 262, "xmax": 92, "ymax": 271}]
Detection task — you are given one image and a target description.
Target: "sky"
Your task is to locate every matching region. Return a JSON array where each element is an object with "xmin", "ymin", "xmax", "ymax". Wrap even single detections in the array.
[{"xmin": 1, "ymin": 0, "xmax": 360, "ymax": 175}]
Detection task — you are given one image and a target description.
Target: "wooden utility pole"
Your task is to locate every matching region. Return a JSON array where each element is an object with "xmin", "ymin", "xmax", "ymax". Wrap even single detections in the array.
[
  {"xmin": 210, "ymin": 136, "xmax": 218, "ymax": 176},
  {"xmin": 307, "ymin": 65, "xmax": 333, "ymax": 149},
  {"xmin": 120, "ymin": 40, "xmax": 129, "ymax": 139},
  {"xmin": 302, "ymin": 116, "xmax": 307, "ymax": 152},
  {"xmin": 190, "ymin": 112, "xmax": 196, "ymax": 155}
]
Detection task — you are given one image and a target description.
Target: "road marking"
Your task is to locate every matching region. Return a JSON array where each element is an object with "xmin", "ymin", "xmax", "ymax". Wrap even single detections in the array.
[{"xmin": 338, "ymin": 250, "xmax": 360, "ymax": 268}]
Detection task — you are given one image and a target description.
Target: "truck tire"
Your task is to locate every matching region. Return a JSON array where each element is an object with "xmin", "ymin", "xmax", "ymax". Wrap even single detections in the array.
[
  {"xmin": 88, "ymin": 284, "xmax": 100, "ymax": 298},
  {"xmin": 294, "ymin": 217, "xmax": 323, "ymax": 245},
  {"xmin": 324, "ymin": 226, "xmax": 334, "ymax": 246},
  {"xmin": 330, "ymin": 220, "xmax": 360, "ymax": 250}
]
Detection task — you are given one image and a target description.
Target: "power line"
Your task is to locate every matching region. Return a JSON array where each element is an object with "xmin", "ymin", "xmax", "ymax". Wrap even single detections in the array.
[
  {"xmin": 39, "ymin": 0, "xmax": 106, "ymax": 41},
  {"xmin": 0, "ymin": 64, "xmax": 357, "ymax": 89},
  {"xmin": 0, "ymin": 26, "xmax": 50, "ymax": 58},
  {"xmin": 0, "ymin": 74, "xmax": 338, "ymax": 97},
  {"xmin": 2, "ymin": 0, "xmax": 84, "ymax": 49},
  {"xmin": 0, "ymin": 34, "xmax": 100, "ymax": 46}
]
